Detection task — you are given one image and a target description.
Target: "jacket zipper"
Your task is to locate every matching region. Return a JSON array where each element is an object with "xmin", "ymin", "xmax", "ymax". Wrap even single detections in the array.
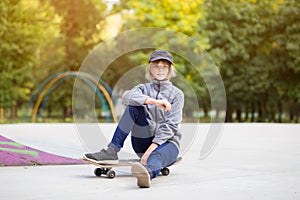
[
  {"xmin": 154, "ymin": 81, "xmax": 160, "ymax": 134},
  {"xmin": 155, "ymin": 81, "xmax": 160, "ymax": 99}
]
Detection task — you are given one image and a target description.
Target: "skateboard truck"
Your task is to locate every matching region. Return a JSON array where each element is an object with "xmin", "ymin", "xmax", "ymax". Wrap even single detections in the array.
[
  {"xmin": 94, "ymin": 167, "xmax": 116, "ymax": 178},
  {"xmin": 93, "ymin": 166, "xmax": 170, "ymax": 178},
  {"xmin": 81, "ymin": 157, "xmax": 182, "ymax": 179}
]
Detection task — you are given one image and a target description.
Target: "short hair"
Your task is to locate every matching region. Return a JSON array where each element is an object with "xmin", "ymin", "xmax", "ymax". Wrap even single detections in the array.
[{"xmin": 145, "ymin": 60, "xmax": 176, "ymax": 80}]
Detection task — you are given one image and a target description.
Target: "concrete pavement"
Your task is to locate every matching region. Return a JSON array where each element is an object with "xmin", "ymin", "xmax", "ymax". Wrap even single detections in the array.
[{"xmin": 0, "ymin": 123, "xmax": 299, "ymax": 200}]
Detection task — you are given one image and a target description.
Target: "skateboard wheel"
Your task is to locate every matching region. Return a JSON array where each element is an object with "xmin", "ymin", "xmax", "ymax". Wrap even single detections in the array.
[
  {"xmin": 161, "ymin": 167, "xmax": 170, "ymax": 176},
  {"xmin": 107, "ymin": 170, "xmax": 116, "ymax": 179},
  {"xmin": 94, "ymin": 168, "xmax": 104, "ymax": 176}
]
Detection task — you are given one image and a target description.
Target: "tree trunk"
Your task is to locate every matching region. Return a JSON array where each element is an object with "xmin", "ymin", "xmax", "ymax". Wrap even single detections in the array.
[
  {"xmin": 244, "ymin": 105, "xmax": 249, "ymax": 122},
  {"xmin": 268, "ymin": 104, "xmax": 276, "ymax": 122},
  {"xmin": 225, "ymin": 102, "xmax": 232, "ymax": 122},
  {"xmin": 0, "ymin": 107, "xmax": 4, "ymax": 122},
  {"xmin": 250, "ymin": 102, "xmax": 255, "ymax": 122},
  {"xmin": 10, "ymin": 105, "xmax": 17, "ymax": 120},
  {"xmin": 63, "ymin": 106, "xmax": 72, "ymax": 119},
  {"xmin": 263, "ymin": 102, "xmax": 269, "ymax": 122},
  {"xmin": 257, "ymin": 102, "xmax": 263, "ymax": 122},
  {"xmin": 236, "ymin": 108, "xmax": 242, "ymax": 122},
  {"xmin": 295, "ymin": 107, "xmax": 299, "ymax": 123},
  {"xmin": 277, "ymin": 102, "xmax": 282, "ymax": 123},
  {"xmin": 203, "ymin": 107, "xmax": 209, "ymax": 118},
  {"xmin": 289, "ymin": 107, "xmax": 294, "ymax": 122}
]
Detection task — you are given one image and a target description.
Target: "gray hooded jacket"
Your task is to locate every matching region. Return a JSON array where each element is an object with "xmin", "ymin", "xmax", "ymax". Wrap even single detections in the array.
[{"xmin": 122, "ymin": 79, "xmax": 184, "ymax": 150}]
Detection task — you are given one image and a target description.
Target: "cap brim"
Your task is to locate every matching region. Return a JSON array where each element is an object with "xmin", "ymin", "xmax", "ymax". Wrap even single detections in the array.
[{"xmin": 149, "ymin": 56, "xmax": 174, "ymax": 65}]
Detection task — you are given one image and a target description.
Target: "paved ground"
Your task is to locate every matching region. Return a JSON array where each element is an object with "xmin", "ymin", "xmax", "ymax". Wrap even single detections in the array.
[{"xmin": 0, "ymin": 123, "xmax": 299, "ymax": 200}]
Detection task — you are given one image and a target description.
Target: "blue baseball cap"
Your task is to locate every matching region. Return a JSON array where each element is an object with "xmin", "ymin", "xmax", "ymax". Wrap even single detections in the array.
[{"xmin": 148, "ymin": 50, "xmax": 174, "ymax": 65}]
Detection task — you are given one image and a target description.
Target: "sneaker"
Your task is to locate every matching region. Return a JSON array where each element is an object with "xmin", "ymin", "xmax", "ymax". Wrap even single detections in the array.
[
  {"xmin": 83, "ymin": 147, "xmax": 119, "ymax": 164},
  {"xmin": 131, "ymin": 162, "xmax": 151, "ymax": 188}
]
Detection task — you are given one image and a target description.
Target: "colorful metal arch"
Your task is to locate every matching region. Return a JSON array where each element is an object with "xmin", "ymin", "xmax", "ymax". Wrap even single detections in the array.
[
  {"xmin": 28, "ymin": 71, "xmax": 118, "ymax": 123},
  {"xmin": 38, "ymin": 73, "xmax": 109, "ymax": 121}
]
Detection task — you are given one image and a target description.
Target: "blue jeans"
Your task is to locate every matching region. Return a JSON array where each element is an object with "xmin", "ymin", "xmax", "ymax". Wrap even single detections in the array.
[{"xmin": 109, "ymin": 106, "xmax": 179, "ymax": 179}]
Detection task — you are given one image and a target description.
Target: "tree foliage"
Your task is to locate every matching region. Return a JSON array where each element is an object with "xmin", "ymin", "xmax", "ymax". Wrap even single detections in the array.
[
  {"xmin": 0, "ymin": 0, "xmax": 299, "ymax": 122},
  {"xmin": 0, "ymin": 0, "xmax": 56, "ymax": 119},
  {"xmin": 201, "ymin": 0, "xmax": 300, "ymax": 122},
  {"xmin": 0, "ymin": 0, "xmax": 108, "ymax": 121}
]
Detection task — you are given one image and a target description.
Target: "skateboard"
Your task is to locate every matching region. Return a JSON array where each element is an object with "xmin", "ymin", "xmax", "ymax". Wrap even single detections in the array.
[{"xmin": 81, "ymin": 157, "xmax": 182, "ymax": 179}]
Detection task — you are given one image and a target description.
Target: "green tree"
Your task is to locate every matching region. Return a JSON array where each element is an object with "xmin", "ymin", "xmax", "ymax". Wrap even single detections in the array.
[
  {"xmin": 107, "ymin": 0, "xmax": 209, "ymax": 121},
  {"xmin": 36, "ymin": 0, "xmax": 107, "ymax": 120},
  {"xmin": 0, "ymin": 0, "xmax": 56, "ymax": 121},
  {"xmin": 200, "ymin": 0, "xmax": 300, "ymax": 122},
  {"xmin": 47, "ymin": 0, "xmax": 107, "ymax": 71},
  {"xmin": 271, "ymin": 0, "xmax": 300, "ymax": 122}
]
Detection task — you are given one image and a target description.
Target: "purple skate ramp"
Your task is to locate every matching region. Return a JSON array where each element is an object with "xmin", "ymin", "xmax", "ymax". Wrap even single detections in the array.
[{"xmin": 0, "ymin": 135, "xmax": 84, "ymax": 166}]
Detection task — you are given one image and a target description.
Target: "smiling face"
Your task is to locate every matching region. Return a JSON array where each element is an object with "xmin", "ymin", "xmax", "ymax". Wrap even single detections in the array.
[{"xmin": 149, "ymin": 60, "xmax": 171, "ymax": 81}]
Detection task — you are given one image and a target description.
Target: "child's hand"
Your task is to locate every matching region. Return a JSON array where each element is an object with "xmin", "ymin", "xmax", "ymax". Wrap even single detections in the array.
[
  {"xmin": 156, "ymin": 99, "xmax": 172, "ymax": 112},
  {"xmin": 140, "ymin": 143, "xmax": 159, "ymax": 165},
  {"xmin": 144, "ymin": 98, "xmax": 172, "ymax": 112},
  {"xmin": 140, "ymin": 154, "xmax": 149, "ymax": 165}
]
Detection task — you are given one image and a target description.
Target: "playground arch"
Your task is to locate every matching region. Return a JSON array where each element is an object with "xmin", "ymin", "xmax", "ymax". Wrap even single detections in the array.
[{"xmin": 26, "ymin": 71, "xmax": 118, "ymax": 123}]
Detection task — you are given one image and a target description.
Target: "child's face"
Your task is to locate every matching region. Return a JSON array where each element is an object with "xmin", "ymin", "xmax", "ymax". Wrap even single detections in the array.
[{"xmin": 150, "ymin": 60, "xmax": 170, "ymax": 81}]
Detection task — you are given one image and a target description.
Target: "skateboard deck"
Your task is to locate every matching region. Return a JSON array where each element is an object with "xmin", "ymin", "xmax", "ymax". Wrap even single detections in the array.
[{"xmin": 81, "ymin": 157, "xmax": 182, "ymax": 178}]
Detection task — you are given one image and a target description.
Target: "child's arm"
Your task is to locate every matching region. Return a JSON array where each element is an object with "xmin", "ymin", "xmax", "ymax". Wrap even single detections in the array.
[
  {"xmin": 144, "ymin": 98, "xmax": 172, "ymax": 112},
  {"xmin": 140, "ymin": 142, "xmax": 159, "ymax": 165},
  {"xmin": 122, "ymin": 84, "xmax": 149, "ymax": 106}
]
